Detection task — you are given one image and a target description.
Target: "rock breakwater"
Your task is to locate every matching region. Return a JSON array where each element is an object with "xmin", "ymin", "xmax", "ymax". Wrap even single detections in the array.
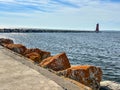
[{"xmin": 0, "ymin": 38, "xmax": 103, "ymax": 90}]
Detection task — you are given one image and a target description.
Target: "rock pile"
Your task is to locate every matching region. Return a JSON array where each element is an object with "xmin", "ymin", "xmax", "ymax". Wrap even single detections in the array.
[
  {"xmin": 0, "ymin": 38, "xmax": 103, "ymax": 90},
  {"xmin": 57, "ymin": 65, "xmax": 102, "ymax": 90},
  {"xmin": 4, "ymin": 44, "xmax": 27, "ymax": 55},
  {"xmin": 0, "ymin": 38, "xmax": 13, "ymax": 46},
  {"xmin": 40, "ymin": 52, "xmax": 71, "ymax": 71}
]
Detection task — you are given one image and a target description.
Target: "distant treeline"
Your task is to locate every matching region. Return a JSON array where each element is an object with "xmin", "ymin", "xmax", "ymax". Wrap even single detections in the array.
[{"xmin": 0, "ymin": 28, "xmax": 94, "ymax": 33}]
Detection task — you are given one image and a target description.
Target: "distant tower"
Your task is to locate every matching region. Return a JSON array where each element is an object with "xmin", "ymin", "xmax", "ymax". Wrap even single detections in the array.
[{"xmin": 96, "ymin": 23, "xmax": 99, "ymax": 32}]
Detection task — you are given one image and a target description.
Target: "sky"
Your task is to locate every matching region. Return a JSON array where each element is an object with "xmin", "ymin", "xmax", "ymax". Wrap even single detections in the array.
[{"xmin": 0, "ymin": 0, "xmax": 120, "ymax": 31}]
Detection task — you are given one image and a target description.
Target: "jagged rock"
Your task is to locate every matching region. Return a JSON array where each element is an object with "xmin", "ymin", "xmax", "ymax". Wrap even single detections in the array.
[
  {"xmin": 39, "ymin": 52, "xmax": 71, "ymax": 71},
  {"xmin": 57, "ymin": 65, "xmax": 102, "ymax": 90},
  {"xmin": 0, "ymin": 38, "xmax": 14, "ymax": 46},
  {"xmin": 24, "ymin": 48, "xmax": 41, "ymax": 55},
  {"xmin": 41, "ymin": 50, "xmax": 51, "ymax": 60},
  {"xmin": 25, "ymin": 52, "xmax": 41, "ymax": 63},
  {"xmin": 100, "ymin": 81, "xmax": 120, "ymax": 90},
  {"xmin": 5, "ymin": 44, "xmax": 27, "ymax": 54},
  {"xmin": 24, "ymin": 48, "xmax": 51, "ymax": 61}
]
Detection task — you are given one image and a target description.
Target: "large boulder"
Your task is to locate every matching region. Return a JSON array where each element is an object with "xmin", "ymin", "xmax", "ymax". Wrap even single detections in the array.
[
  {"xmin": 5, "ymin": 44, "xmax": 27, "ymax": 54},
  {"xmin": 24, "ymin": 48, "xmax": 51, "ymax": 61},
  {"xmin": 41, "ymin": 50, "xmax": 51, "ymax": 60},
  {"xmin": 24, "ymin": 48, "xmax": 41, "ymax": 55},
  {"xmin": 0, "ymin": 38, "xmax": 14, "ymax": 46},
  {"xmin": 39, "ymin": 52, "xmax": 71, "ymax": 71},
  {"xmin": 25, "ymin": 52, "xmax": 41, "ymax": 63},
  {"xmin": 57, "ymin": 65, "xmax": 102, "ymax": 90}
]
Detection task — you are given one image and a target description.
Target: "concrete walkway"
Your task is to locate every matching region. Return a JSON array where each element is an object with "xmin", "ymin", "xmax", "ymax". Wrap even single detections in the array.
[
  {"xmin": 0, "ymin": 46, "xmax": 82, "ymax": 90},
  {"xmin": 0, "ymin": 46, "xmax": 64, "ymax": 90}
]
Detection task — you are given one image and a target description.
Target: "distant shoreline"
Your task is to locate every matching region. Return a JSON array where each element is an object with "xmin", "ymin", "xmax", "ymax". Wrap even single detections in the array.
[{"xmin": 0, "ymin": 28, "xmax": 96, "ymax": 33}]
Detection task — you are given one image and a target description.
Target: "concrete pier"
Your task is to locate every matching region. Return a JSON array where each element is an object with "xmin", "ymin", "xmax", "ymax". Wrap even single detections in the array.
[
  {"xmin": 0, "ymin": 46, "xmax": 63, "ymax": 90},
  {"xmin": 0, "ymin": 46, "xmax": 86, "ymax": 90}
]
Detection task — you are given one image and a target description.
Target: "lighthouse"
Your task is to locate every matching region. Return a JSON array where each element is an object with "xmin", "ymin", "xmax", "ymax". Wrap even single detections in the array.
[{"xmin": 96, "ymin": 23, "xmax": 99, "ymax": 32}]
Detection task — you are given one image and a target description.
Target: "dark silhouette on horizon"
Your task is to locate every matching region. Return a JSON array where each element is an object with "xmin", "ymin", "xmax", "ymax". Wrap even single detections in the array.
[
  {"xmin": 0, "ymin": 24, "xmax": 100, "ymax": 33},
  {"xmin": 96, "ymin": 23, "xmax": 99, "ymax": 32}
]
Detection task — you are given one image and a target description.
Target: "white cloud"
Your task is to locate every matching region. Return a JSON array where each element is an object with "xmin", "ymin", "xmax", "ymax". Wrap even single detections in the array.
[{"xmin": 0, "ymin": 0, "xmax": 120, "ymax": 30}]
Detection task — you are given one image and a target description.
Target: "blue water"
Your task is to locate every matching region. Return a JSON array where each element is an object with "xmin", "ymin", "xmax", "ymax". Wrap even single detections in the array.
[{"xmin": 0, "ymin": 31, "xmax": 120, "ymax": 82}]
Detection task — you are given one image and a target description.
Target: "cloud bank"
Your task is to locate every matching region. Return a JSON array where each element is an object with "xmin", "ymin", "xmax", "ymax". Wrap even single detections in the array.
[{"xmin": 0, "ymin": 0, "xmax": 120, "ymax": 30}]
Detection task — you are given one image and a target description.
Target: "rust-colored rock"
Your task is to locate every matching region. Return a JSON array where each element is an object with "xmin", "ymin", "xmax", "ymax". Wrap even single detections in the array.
[
  {"xmin": 24, "ymin": 48, "xmax": 41, "ymax": 55},
  {"xmin": 40, "ymin": 52, "xmax": 71, "ymax": 71},
  {"xmin": 25, "ymin": 52, "xmax": 41, "ymax": 62},
  {"xmin": 0, "ymin": 38, "xmax": 14, "ymax": 46},
  {"xmin": 24, "ymin": 48, "xmax": 51, "ymax": 61},
  {"xmin": 5, "ymin": 44, "xmax": 27, "ymax": 54},
  {"xmin": 41, "ymin": 50, "xmax": 51, "ymax": 60},
  {"xmin": 57, "ymin": 65, "xmax": 102, "ymax": 90}
]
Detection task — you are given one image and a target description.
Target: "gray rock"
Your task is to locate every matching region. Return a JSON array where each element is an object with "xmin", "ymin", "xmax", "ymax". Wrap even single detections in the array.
[
  {"xmin": 0, "ymin": 38, "xmax": 14, "ymax": 45},
  {"xmin": 100, "ymin": 81, "xmax": 120, "ymax": 90}
]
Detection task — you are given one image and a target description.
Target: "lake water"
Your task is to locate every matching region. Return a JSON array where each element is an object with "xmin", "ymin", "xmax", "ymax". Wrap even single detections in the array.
[{"xmin": 0, "ymin": 31, "xmax": 120, "ymax": 82}]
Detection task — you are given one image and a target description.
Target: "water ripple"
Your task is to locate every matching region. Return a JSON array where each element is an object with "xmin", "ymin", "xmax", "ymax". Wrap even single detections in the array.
[{"xmin": 0, "ymin": 32, "xmax": 120, "ymax": 82}]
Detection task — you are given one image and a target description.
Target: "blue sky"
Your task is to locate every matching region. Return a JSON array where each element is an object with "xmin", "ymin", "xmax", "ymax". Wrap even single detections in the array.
[{"xmin": 0, "ymin": 0, "xmax": 120, "ymax": 31}]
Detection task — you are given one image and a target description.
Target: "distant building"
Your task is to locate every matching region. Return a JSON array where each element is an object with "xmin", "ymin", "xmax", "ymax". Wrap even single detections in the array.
[{"xmin": 96, "ymin": 23, "xmax": 99, "ymax": 32}]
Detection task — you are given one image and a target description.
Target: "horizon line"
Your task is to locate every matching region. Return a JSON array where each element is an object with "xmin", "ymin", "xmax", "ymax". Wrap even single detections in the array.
[{"xmin": 0, "ymin": 28, "xmax": 120, "ymax": 32}]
